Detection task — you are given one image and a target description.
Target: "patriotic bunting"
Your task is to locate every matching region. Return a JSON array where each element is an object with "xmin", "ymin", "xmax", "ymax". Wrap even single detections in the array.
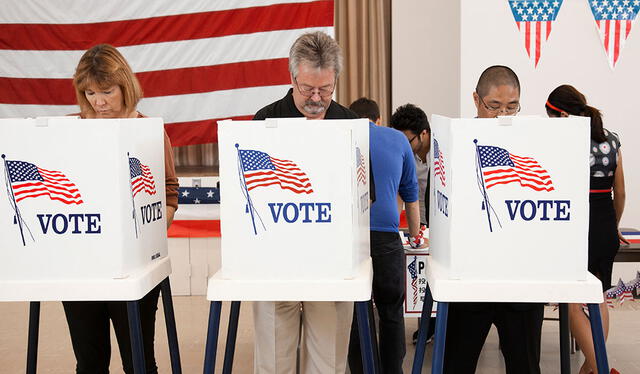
[
  {"xmin": 508, "ymin": 0, "xmax": 564, "ymax": 67},
  {"xmin": 588, "ymin": 0, "xmax": 640, "ymax": 69}
]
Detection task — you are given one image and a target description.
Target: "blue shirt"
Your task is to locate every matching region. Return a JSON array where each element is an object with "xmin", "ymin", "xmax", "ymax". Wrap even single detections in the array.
[{"xmin": 369, "ymin": 122, "xmax": 418, "ymax": 232}]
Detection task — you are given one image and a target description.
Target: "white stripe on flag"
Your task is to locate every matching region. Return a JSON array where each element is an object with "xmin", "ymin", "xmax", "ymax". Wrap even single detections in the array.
[
  {"xmin": 0, "ymin": 27, "xmax": 333, "ymax": 79},
  {"xmin": 0, "ymin": 0, "xmax": 319, "ymax": 24}
]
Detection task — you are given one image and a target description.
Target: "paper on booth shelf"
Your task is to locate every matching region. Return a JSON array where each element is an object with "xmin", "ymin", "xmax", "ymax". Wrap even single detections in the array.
[
  {"xmin": 428, "ymin": 115, "xmax": 590, "ymax": 282},
  {"xmin": 218, "ymin": 118, "xmax": 370, "ymax": 280},
  {"xmin": 0, "ymin": 117, "xmax": 168, "ymax": 282}
]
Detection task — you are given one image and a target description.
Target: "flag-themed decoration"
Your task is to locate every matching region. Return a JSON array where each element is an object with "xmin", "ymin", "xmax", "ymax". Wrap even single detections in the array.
[
  {"xmin": 129, "ymin": 157, "xmax": 156, "ymax": 197},
  {"xmin": 605, "ymin": 272, "xmax": 640, "ymax": 307},
  {"xmin": 4, "ymin": 158, "xmax": 83, "ymax": 205},
  {"xmin": 0, "ymin": 1, "xmax": 334, "ymax": 146},
  {"xmin": 356, "ymin": 147, "xmax": 366, "ymax": 186},
  {"xmin": 433, "ymin": 138, "xmax": 446, "ymax": 187},
  {"xmin": 178, "ymin": 186, "xmax": 220, "ymax": 205},
  {"xmin": 238, "ymin": 149, "xmax": 313, "ymax": 194},
  {"xmin": 408, "ymin": 255, "xmax": 419, "ymax": 308},
  {"xmin": 508, "ymin": 0, "xmax": 564, "ymax": 67},
  {"xmin": 588, "ymin": 0, "xmax": 640, "ymax": 69},
  {"xmin": 476, "ymin": 144, "xmax": 554, "ymax": 192}
]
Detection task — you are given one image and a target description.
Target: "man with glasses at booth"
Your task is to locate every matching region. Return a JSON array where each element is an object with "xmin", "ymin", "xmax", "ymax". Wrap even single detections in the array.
[
  {"xmin": 252, "ymin": 31, "xmax": 374, "ymax": 374},
  {"xmin": 443, "ymin": 65, "xmax": 543, "ymax": 374}
]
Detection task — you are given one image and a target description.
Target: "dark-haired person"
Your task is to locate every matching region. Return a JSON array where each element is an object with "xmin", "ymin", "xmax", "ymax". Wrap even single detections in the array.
[
  {"xmin": 347, "ymin": 98, "xmax": 423, "ymax": 373},
  {"xmin": 63, "ymin": 44, "xmax": 179, "ymax": 374},
  {"xmin": 389, "ymin": 104, "xmax": 434, "ymax": 345},
  {"xmin": 443, "ymin": 66, "xmax": 544, "ymax": 374},
  {"xmin": 546, "ymin": 85, "xmax": 626, "ymax": 374}
]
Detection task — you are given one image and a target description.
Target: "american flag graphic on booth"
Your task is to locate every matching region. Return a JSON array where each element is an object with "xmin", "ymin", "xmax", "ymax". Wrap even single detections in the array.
[
  {"xmin": 129, "ymin": 157, "xmax": 156, "ymax": 197},
  {"xmin": 5, "ymin": 160, "xmax": 83, "ymax": 205},
  {"xmin": 588, "ymin": 0, "xmax": 640, "ymax": 69},
  {"xmin": 356, "ymin": 147, "xmax": 366, "ymax": 186},
  {"xmin": 508, "ymin": 0, "xmax": 564, "ymax": 67},
  {"xmin": 239, "ymin": 149, "xmax": 313, "ymax": 194},
  {"xmin": 433, "ymin": 138, "xmax": 446, "ymax": 187},
  {"xmin": 408, "ymin": 255, "xmax": 419, "ymax": 308},
  {"xmin": 477, "ymin": 145, "xmax": 554, "ymax": 192},
  {"xmin": 0, "ymin": 1, "xmax": 334, "ymax": 147}
]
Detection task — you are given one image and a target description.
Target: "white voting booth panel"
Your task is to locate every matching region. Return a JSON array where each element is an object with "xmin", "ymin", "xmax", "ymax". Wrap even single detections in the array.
[
  {"xmin": 218, "ymin": 118, "xmax": 370, "ymax": 281},
  {"xmin": 0, "ymin": 117, "xmax": 168, "ymax": 289},
  {"xmin": 429, "ymin": 115, "xmax": 590, "ymax": 283}
]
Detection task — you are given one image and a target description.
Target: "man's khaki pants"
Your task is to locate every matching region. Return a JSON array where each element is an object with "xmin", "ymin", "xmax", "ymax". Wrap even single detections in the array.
[{"xmin": 253, "ymin": 301, "xmax": 354, "ymax": 374}]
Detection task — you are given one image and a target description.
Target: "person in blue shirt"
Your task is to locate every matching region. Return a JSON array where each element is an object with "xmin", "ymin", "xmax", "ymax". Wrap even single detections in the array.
[{"xmin": 347, "ymin": 97, "xmax": 424, "ymax": 374}]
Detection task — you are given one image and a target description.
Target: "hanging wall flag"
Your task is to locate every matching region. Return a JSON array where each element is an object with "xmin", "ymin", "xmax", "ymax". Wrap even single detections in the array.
[
  {"xmin": 588, "ymin": 0, "xmax": 640, "ymax": 69},
  {"xmin": 508, "ymin": 0, "xmax": 564, "ymax": 67}
]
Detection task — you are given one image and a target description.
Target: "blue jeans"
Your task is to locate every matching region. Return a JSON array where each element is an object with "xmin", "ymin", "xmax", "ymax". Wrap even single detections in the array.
[{"xmin": 349, "ymin": 231, "xmax": 406, "ymax": 374}]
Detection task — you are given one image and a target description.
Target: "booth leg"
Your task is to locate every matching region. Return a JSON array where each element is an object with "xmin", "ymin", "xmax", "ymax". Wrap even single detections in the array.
[
  {"xmin": 160, "ymin": 278, "xmax": 182, "ymax": 374},
  {"xmin": 222, "ymin": 301, "xmax": 241, "ymax": 374},
  {"xmin": 26, "ymin": 301, "xmax": 40, "ymax": 374},
  {"xmin": 203, "ymin": 301, "xmax": 222, "ymax": 374},
  {"xmin": 411, "ymin": 284, "xmax": 435, "ymax": 374},
  {"xmin": 559, "ymin": 303, "xmax": 571, "ymax": 374},
  {"xmin": 127, "ymin": 301, "xmax": 147, "ymax": 374},
  {"xmin": 431, "ymin": 302, "xmax": 449, "ymax": 374},
  {"xmin": 367, "ymin": 300, "xmax": 382, "ymax": 373},
  {"xmin": 587, "ymin": 303, "xmax": 609, "ymax": 374},
  {"xmin": 355, "ymin": 301, "xmax": 376, "ymax": 374}
]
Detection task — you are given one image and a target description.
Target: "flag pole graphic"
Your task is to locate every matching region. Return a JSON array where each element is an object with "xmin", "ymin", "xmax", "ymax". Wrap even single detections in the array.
[
  {"xmin": 474, "ymin": 140, "xmax": 495, "ymax": 232},
  {"xmin": 128, "ymin": 152, "xmax": 139, "ymax": 239},
  {"xmin": 2, "ymin": 154, "xmax": 28, "ymax": 246},
  {"xmin": 236, "ymin": 144, "xmax": 265, "ymax": 235}
]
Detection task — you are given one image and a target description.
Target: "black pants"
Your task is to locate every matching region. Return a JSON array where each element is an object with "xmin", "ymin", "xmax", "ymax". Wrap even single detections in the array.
[
  {"xmin": 62, "ymin": 284, "xmax": 161, "ymax": 374},
  {"xmin": 349, "ymin": 231, "xmax": 406, "ymax": 374},
  {"xmin": 443, "ymin": 302, "xmax": 544, "ymax": 374}
]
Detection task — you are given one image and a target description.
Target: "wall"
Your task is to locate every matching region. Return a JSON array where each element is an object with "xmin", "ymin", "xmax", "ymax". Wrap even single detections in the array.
[{"xmin": 393, "ymin": 0, "xmax": 639, "ymax": 227}]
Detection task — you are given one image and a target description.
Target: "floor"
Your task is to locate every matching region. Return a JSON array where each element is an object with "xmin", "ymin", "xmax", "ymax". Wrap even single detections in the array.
[{"xmin": 1, "ymin": 298, "xmax": 639, "ymax": 373}]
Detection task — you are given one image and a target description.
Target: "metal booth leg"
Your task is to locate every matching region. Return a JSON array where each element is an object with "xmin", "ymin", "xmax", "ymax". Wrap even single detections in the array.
[
  {"xmin": 559, "ymin": 303, "xmax": 571, "ymax": 374},
  {"xmin": 203, "ymin": 301, "xmax": 223, "ymax": 374},
  {"xmin": 26, "ymin": 301, "xmax": 41, "ymax": 374},
  {"xmin": 160, "ymin": 277, "xmax": 183, "ymax": 373},
  {"xmin": 412, "ymin": 285, "xmax": 435, "ymax": 374},
  {"xmin": 587, "ymin": 303, "xmax": 610, "ymax": 374},
  {"xmin": 355, "ymin": 301, "xmax": 377, "ymax": 374},
  {"xmin": 431, "ymin": 302, "xmax": 449, "ymax": 374},
  {"xmin": 222, "ymin": 301, "xmax": 241, "ymax": 374},
  {"xmin": 127, "ymin": 301, "xmax": 147, "ymax": 374}
]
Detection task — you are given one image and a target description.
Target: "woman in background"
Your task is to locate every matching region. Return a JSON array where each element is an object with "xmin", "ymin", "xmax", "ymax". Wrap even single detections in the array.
[
  {"xmin": 546, "ymin": 85, "xmax": 627, "ymax": 374},
  {"xmin": 63, "ymin": 44, "xmax": 179, "ymax": 374}
]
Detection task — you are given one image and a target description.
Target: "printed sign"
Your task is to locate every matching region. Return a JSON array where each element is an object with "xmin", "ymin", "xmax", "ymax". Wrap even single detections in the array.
[{"xmin": 404, "ymin": 251, "xmax": 437, "ymax": 317}]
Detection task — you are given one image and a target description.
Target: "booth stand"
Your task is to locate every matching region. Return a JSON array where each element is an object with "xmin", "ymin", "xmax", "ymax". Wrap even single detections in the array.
[
  {"xmin": 203, "ymin": 118, "xmax": 378, "ymax": 373},
  {"xmin": 412, "ymin": 115, "xmax": 608, "ymax": 374},
  {"xmin": 0, "ymin": 118, "xmax": 181, "ymax": 374}
]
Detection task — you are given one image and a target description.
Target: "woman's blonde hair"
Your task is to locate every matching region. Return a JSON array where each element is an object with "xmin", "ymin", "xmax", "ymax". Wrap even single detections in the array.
[{"xmin": 73, "ymin": 44, "xmax": 142, "ymax": 116}]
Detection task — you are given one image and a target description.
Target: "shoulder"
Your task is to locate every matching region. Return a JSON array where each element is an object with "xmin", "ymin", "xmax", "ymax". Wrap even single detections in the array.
[
  {"xmin": 253, "ymin": 100, "xmax": 279, "ymax": 120},
  {"xmin": 326, "ymin": 102, "xmax": 358, "ymax": 119},
  {"xmin": 603, "ymin": 128, "xmax": 621, "ymax": 148}
]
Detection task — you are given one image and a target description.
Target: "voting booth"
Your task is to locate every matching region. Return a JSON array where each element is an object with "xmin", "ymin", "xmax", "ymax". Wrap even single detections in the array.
[
  {"xmin": 217, "ymin": 118, "xmax": 371, "ymax": 281},
  {"xmin": 0, "ymin": 117, "xmax": 168, "ymax": 284},
  {"xmin": 428, "ymin": 115, "xmax": 591, "ymax": 282}
]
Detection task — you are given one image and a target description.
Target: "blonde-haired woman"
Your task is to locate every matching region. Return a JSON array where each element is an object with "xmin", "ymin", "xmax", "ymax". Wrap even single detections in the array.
[{"xmin": 63, "ymin": 44, "xmax": 179, "ymax": 374}]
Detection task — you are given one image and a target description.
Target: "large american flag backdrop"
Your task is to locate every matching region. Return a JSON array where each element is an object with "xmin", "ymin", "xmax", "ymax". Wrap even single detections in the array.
[
  {"xmin": 508, "ymin": 0, "xmax": 564, "ymax": 67},
  {"xmin": 588, "ymin": 0, "xmax": 640, "ymax": 69},
  {"xmin": 0, "ymin": 0, "xmax": 334, "ymax": 147}
]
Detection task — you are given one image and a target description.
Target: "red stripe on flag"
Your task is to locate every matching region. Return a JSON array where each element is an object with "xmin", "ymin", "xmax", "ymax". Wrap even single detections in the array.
[
  {"xmin": 604, "ymin": 20, "xmax": 610, "ymax": 55},
  {"xmin": 614, "ymin": 20, "xmax": 621, "ymax": 66},
  {"xmin": 0, "ymin": 58, "xmax": 290, "ymax": 105},
  {"xmin": 164, "ymin": 115, "xmax": 253, "ymax": 146},
  {"xmin": 0, "ymin": 1, "xmax": 334, "ymax": 50},
  {"xmin": 626, "ymin": 20, "xmax": 632, "ymax": 39},
  {"xmin": 546, "ymin": 21, "xmax": 551, "ymax": 41},
  {"xmin": 535, "ymin": 21, "xmax": 541, "ymax": 66},
  {"xmin": 525, "ymin": 22, "xmax": 531, "ymax": 56},
  {"xmin": 168, "ymin": 219, "xmax": 221, "ymax": 238}
]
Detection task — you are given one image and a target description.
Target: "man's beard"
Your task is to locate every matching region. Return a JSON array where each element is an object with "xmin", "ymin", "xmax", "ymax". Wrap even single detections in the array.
[{"xmin": 303, "ymin": 100, "xmax": 327, "ymax": 115}]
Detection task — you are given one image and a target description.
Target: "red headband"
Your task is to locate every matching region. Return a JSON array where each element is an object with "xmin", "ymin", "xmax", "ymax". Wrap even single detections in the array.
[{"xmin": 545, "ymin": 100, "xmax": 565, "ymax": 113}]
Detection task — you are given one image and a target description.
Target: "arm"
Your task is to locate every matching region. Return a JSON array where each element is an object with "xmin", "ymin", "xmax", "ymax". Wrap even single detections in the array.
[
  {"xmin": 163, "ymin": 131, "xmax": 179, "ymax": 229},
  {"xmin": 613, "ymin": 150, "xmax": 628, "ymax": 244},
  {"xmin": 405, "ymin": 200, "xmax": 427, "ymax": 248},
  {"xmin": 166, "ymin": 205, "xmax": 176, "ymax": 228}
]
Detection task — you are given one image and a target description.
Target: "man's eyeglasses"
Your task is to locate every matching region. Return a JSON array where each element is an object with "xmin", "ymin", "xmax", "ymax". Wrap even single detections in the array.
[
  {"xmin": 294, "ymin": 77, "xmax": 335, "ymax": 98},
  {"xmin": 407, "ymin": 134, "xmax": 419, "ymax": 144},
  {"xmin": 477, "ymin": 93, "xmax": 521, "ymax": 115}
]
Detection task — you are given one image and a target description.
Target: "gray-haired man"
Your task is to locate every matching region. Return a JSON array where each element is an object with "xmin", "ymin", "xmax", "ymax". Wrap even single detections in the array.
[{"xmin": 252, "ymin": 31, "xmax": 372, "ymax": 374}]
